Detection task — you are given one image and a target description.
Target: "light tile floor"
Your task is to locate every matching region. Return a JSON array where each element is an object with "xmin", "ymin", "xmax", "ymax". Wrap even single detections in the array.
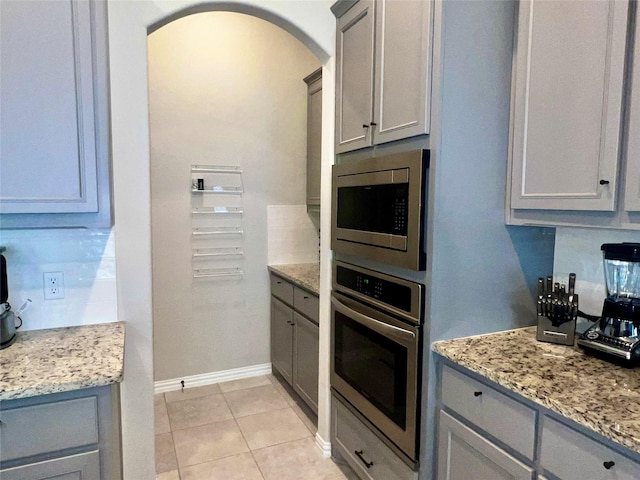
[{"xmin": 155, "ymin": 374, "xmax": 358, "ymax": 480}]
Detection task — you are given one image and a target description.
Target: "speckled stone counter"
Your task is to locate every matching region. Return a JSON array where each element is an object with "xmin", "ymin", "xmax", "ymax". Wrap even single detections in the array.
[
  {"xmin": 433, "ymin": 327, "xmax": 640, "ymax": 455},
  {"xmin": 0, "ymin": 322, "xmax": 125, "ymax": 401},
  {"xmin": 268, "ymin": 263, "xmax": 320, "ymax": 295}
]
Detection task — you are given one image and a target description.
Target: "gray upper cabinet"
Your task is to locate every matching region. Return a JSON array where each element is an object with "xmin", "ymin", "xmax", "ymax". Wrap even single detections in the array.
[
  {"xmin": 334, "ymin": 0, "xmax": 432, "ymax": 154},
  {"xmin": 304, "ymin": 69, "xmax": 322, "ymax": 208},
  {"xmin": 508, "ymin": 0, "xmax": 628, "ymax": 212},
  {"xmin": 0, "ymin": 0, "xmax": 112, "ymax": 229},
  {"xmin": 624, "ymin": 5, "xmax": 640, "ymax": 212},
  {"xmin": 335, "ymin": 0, "xmax": 375, "ymax": 153}
]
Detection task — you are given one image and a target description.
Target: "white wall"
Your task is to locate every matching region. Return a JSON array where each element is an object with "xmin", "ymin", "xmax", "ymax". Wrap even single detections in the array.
[
  {"xmin": 108, "ymin": 2, "xmax": 335, "ymax": 477},
  {"xmin": 553, "ymin": 226, "xmax": 640, "ymax": 331},
  {"xmin": 0, "ymin": 229, "xmax": 117, "ymax": 331},
  {"xmin": 148, "ymin": 11, "xmax": 319, "ymax": 382}
]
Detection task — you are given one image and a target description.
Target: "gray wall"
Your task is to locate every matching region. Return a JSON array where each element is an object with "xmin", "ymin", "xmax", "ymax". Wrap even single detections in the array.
[{"xmin": 148, "ymin": 12, "xmax": 319, "ymax": 382}]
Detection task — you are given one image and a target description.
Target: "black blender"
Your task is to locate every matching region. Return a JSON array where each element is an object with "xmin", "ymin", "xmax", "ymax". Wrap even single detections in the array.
[{"xmin": 578, "ymin": 243, "xmax": 640, "ymax": 363}]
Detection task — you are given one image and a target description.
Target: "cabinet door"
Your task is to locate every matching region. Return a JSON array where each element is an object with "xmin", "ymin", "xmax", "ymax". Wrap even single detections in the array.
[
  {"xmin": 0, "ymin": 0, "xmax": 98, "ymax": 214},
  {"xmin": 509, "ymin": 0, "xmax": 628, "ymax": 211},
  {"xmin": 0, "ymin": 450, "xmax": 100, "ymax": 480},
  {"xmin": 437, "ymin": 411, "xmax": 534, "ymax": 480},
  {"xmin": 292, "ymin": 312, "xmax": 319, "ymax": 414},
  {"xmin": 335, "ymin": 0, "xmax": 375, "ymax": 153},
  {"xmin": 271, "ymin": 297, "xmax": 294, "ymax": 385},
  {"xmin": 305, "ymin": 70, "xmax": 322, "ymax": 207},
  {"xmin": 624, "ymin": 6, "xmax": 640, "ymax": 211},
  {"xmin": 0, "ymin": 0, "xmax": 112, "ymax": 228},
  {"xmin": 373, "ymin": 0, "xmax": 432, "ymax": 144}
]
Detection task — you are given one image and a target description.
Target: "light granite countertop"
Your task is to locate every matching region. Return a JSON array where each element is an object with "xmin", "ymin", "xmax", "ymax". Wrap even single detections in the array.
[
  {"xmin": 0, "ymin": 322, "xmax": 125, "ymax": 401},
  {"xmin": 433, "ymin": 327, "xmax": 640, "ymax": 455},
  {"xmin": 268, "ymin": 263, "xmax": 320, "ymax": 295}
]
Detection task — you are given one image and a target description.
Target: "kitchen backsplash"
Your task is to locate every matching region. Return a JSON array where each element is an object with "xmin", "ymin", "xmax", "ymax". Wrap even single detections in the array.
[
  {"xmin": 554, "ymin": 226, "xmax": 640, "ymax": 330},
  {"xmin": 267, "ymin": 205, "xmax": 319, "ymax": 265},
  {"xmin": 0, "ymin": 228, "xmax": 118, "ymax": 331}
]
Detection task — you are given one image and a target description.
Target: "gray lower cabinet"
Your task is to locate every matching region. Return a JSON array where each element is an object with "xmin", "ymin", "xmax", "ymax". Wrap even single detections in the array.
[
  {"xmin": 437, "ymin": 411, "xmax": 534, "ymax": 480},
  {"xmin": 271, "ymin": 297, "xmax": 294, "ymax": 385},
  {"xmin": 0, "ymin": 451, "xmax": 100, "ymax": 480},
  {"xmin": 332, "ymin": 396, "xmax": 418, "ymax": 480},
  {"xmin": 540, "ymin": 417, "xmax": 640, "ymax": 480},
  {"xmin": 293, "ymin": 312, "xmax": 319, "ymax": 412},
  {"xmin": 437, "ymin": 362, "xmax": 640, "ymax": 480},
  {"xmin": 0, "ymin": 0, "xmax": 112, "ymax": 228},
  {"xmin": 270, "ymin": 273, "xmax": 319, "ymax": 413},
  {"xmin": 0, "ymin": 385, "xmax": 121, "ymax": 480}
]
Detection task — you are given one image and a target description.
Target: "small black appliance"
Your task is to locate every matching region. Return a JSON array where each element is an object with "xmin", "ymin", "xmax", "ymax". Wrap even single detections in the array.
[
  {"xmin": 578, "ymin": 243, "xmax": 640, "ymax": 363},
  {"xmin": 0, "ymin": 252, "xmax": 18, "ymax": 349}
]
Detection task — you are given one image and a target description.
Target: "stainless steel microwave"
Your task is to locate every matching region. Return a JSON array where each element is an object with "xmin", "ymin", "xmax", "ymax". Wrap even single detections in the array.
[{"xmin": 331, "ymin": 150, "xmax": 429, "ymax": 270}]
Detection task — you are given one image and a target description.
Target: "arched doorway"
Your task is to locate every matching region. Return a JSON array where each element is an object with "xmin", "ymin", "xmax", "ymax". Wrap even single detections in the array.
[{"xmin": 107, "ymin": 2, "xmax": 335, "ymax": 478}]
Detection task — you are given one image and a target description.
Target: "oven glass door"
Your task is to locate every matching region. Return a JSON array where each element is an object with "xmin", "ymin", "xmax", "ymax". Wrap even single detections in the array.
[
  {"xmin": 331, "ymin": 292, "xmax": 419, "ymax": 461},
  {"xmin": 334, "ymin": 310, "xmax": 408, "ymax": 428}
]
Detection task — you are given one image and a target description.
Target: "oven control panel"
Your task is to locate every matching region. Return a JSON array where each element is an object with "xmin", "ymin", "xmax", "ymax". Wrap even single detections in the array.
[{"xmin": 336, "ymin": 264, "xmax": 414, "ymax": 315}]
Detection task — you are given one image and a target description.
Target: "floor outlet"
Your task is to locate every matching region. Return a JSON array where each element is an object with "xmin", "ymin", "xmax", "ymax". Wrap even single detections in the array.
[{"xmin": 43, "ymin": 271, "xmax": 65, "ymax": 300}]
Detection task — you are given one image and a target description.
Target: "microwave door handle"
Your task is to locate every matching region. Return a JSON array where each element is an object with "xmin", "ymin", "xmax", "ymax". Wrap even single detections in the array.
[{"xmin": 331, "ymin": 296, "xmax": 415, "ymax": 343}]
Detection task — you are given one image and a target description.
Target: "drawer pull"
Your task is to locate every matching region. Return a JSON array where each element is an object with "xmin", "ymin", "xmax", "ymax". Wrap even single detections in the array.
[
  {"xmin": 599, "ymin": 179, "xmax": 610, "ymax": 185},
  {"xmin": 354, "ymin": 450, "xmax": 374, "ymax": 468},
  {"xmin": 303, "ymin": 296, "xmax": 309, "ymax": 299},
  {"xmin": 473, "ymin": 391, "xmax": 483, "ymax": 397},
  {"xmin": 603, "ymin": 461, "xmax": 615, "ymax": 470}
]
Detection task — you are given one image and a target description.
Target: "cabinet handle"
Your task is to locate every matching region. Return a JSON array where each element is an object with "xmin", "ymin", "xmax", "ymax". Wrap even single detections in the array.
[
  {"xmin": 599, "ymin": 179, "xmax": 610, "ymax": 185},
  {"xmin": 473, "ymin": 391, "xmax": 482, "ymax": 397},
  {"xmin": 603, "ymin": 461, "xmax": 615, "ymax": 470},
  {"xmin": 370, "ymin": 122, "xmax": 377, "ymax": 126},
  {"xmin": 354, "ymin": 450, "xmax": 373, "ymax": 468},
  {"xmin": 362, "ymin": 124, "xmax": 370, "ymax": 129},
  {"xmin": 303, "ymin": 296, "xmax": 309, "ymax": 299}
]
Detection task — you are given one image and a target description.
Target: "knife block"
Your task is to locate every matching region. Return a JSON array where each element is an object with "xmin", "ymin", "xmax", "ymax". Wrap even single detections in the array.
[{"xmin": 536, "ymin": 315, "xmax": 576, "ymax": 346}]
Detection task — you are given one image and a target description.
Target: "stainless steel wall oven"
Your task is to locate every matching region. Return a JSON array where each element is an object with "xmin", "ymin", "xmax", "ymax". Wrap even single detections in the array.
[
  {"xmin": 331, "ymin": 149, "xmax": 429, "ymax": 271},
  {"xmin": 331, "ymin": 261, "xmax": 424, "ymax": 468}
]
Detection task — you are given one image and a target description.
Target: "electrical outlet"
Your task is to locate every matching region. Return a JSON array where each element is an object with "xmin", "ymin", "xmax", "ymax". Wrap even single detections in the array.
[{"xmin": 43, "ymin": 272, "xmax": 65, "ymax": 300}]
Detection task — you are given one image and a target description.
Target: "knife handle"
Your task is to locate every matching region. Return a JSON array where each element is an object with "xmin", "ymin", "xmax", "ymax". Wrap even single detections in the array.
[{"xmin": 568, "ymin": 273, "xmax": 576, "ymax": 296}]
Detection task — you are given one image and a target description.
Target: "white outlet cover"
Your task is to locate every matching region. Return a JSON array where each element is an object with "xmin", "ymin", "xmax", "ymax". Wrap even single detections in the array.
[{"xmin": 43, "ymin": 271, "xmax": 65, "ymax": 300}]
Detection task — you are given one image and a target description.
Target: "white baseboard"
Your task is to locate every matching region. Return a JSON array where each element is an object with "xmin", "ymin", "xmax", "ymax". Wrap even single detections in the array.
[
  {"xmin": 154, "ymin": 363, "xmax": 272, "ymax": 394},
  {"xmin": 316, "ymin": 432, "xmax": 332, "ymax": 457}
]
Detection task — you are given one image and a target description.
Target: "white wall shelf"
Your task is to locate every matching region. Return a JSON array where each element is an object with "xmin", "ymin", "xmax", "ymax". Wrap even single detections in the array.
[
  {"xmin": 192, "ymin": 227, "xmax": 244, "ymax": 237},
  {"xmin": 191, "ymin": 165, "xmax": 243, "ymax": 174},
  {"xmin": 192, "ymin": 247, "xmax": 243, "ymax": 258},
  {"xmin": 191, "ymin": 186, "xmax": 244, "ymax": 194},
  {"xmin": 193, "ymin": 267, "xmax": 244, "ymax": 279},
  {"xmin": 191, "ymin": 207, "xmax": 244, "ymax": 215},
  {"xmin": 190, "ymin": 164, "xmax": 244, "ymax": 281}
]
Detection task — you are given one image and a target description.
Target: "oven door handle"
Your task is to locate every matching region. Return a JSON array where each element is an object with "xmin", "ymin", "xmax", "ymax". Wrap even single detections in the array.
[{"xmin": 331, "ymin": 296, "xmax": 416, "ymax": 342}]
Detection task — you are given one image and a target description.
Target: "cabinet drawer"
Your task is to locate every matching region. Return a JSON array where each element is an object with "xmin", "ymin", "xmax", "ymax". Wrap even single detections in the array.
[
  {"xmin": 270, "ymin": 275, "xmax": 293, "ymax": 305},
  {"xmin": 0, "ymin": 397, "xmax": 98, "ymax": 462},
  {"xmin": 293, "ymin": 287, "xmax": 319, "ymax": 324},
  {"xmin": 332, "ymin": 397, "xmax": 418, "ymax": 480},
  {"xmin": 441, "ymin": 365, "xmax": 536, "ymax": 460},
  {"xmin": 540, "ymin": 416, "xmax": 640, "ymax": 480}
]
